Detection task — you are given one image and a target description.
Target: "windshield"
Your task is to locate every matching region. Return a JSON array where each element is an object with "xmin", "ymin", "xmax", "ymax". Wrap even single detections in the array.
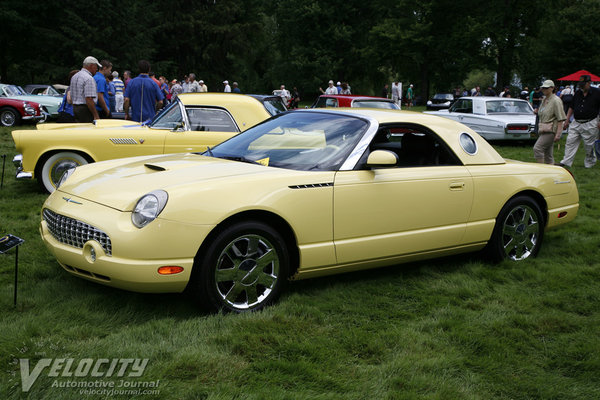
[
  {"xmin": 4, "ymin": 85, "xmax": 25, "ymax": 96},
  {"xmin": 262, "ymin": 98, "xmax": 287, "ymax": 115},
  {"xmin": 150, "ymin": 100, "xmax": 183, "ymax": 129},
  {"xmin": 433, "ymin": 94, "xmax": 453, "ymax": 100},
  {"xmin": 206, "ymin": 112, "xmax": 369, "ymax": 171},
  {"xmin": 352, "ymin": 100, "xmax": 399, "ymax": 109},
  {"xmin": 486, "ymin": 100, "xmax": 533, "ymax": 114}
]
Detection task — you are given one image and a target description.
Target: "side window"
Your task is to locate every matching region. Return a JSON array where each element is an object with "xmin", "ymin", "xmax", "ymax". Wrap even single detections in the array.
[
  {"xmin": 367, "ymin": 125, "xmax": 462, "ymax": 168},
  {"xmin": 325, "ymin": 98, "xmax": 338, "ymax": 107},
  {"xmin": 450, "ymin": 99, "xmax": 473, "ymax": 114},
  {"xmin": 186, "ymin": 108, "xmax": 239, "ymax": 132}
]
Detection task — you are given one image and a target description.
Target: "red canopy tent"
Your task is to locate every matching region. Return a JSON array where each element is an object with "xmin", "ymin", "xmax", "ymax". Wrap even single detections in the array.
[{"xmin": 557, "ymin": 70, "xmax": 600, "ymax": 81}]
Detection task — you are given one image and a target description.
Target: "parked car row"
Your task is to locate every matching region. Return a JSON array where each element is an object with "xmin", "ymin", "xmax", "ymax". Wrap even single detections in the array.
[{"xmin": 0, "ymin": 83, "xmax": 62, "ymax": 125}]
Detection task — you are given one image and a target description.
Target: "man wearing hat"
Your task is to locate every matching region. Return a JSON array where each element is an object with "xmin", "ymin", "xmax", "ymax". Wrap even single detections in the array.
[
  {"xmin": 559, "ymin": 74, "xmax": 600, "ymax": 168},
  {"xmin": 69, "ymin": 56, "xmax": 101, "ymax": 122},
  {"xmin": 534, "ymin": 80, "xmax": 566, "ymax": 164},
  {"xmin": 223, "ymin": 80, "xmax": 231, "ymax": 92},
  {"xmin": 199, "ymin": 80, "xmax": 208, "ymax": 92},
  {"xmin": 319, "ymin": 80, "xmax": 337, "ymax": 95}
]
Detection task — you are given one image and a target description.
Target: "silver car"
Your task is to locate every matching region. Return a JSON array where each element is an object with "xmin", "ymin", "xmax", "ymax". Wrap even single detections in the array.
[{"xmin": 425, "ymin": 96, "xmax": 536, "ymax": 141}]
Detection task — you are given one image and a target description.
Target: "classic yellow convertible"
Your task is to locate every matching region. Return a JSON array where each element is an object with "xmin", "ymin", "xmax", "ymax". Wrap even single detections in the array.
[
  {"xmin": 12, "ymin": 93, "xmax": 284, "ymax": 192},
  {"xmin": 40, "ymin": 109, "xmax": 579, "ymax": 312}
]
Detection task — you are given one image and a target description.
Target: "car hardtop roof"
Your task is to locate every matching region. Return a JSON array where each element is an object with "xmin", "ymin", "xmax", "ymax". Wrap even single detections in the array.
[
  {"xmin": 177, "ymin": 92, "xmax": 266, "ymax": 105},
  {"xmin": 458, "ymin": 96, "xmax": 529, "ymax": 101},
  {"xmin": 319, "ymin": 94, "xmax": 393, "ymax": 101}
]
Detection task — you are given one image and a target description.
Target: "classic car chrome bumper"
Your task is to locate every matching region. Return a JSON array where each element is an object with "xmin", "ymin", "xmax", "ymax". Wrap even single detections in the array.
[{"xmin": 13, "ymin": 154, "xmax": 32, "ymax": 179}]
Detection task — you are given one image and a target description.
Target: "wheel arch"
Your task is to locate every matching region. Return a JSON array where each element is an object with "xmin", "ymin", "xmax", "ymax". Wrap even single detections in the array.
[
  {"xmin": 191, "ymin": 210, "xmax": 300, "ymax": 280},
  {"xmin": 34, "ymin": 149, "xmax": 95, "ymax": 178},
  {"xmin": 504, "ymin": 189, "xmax": 548, "ymax": 227}
]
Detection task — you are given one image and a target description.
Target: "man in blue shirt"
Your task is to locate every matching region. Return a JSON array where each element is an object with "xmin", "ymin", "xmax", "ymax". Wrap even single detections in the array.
[
  {"xmin": 94, "ymin": 60, "xmax": 112, "ymax": 118},
  {"xmin": 123, "ymin": 60, "xmax": 164, "ymax": 122}
]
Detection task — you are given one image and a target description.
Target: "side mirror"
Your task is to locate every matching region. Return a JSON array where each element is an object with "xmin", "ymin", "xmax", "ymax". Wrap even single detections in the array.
[{"xmin": 366, "ymin": 150, "xmax": 398, "ymax": 167}]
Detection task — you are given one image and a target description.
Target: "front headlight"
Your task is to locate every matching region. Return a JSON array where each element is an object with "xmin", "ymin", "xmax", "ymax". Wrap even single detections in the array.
[
  {"xmin": 57, "ymin": 167, "xmax": 75, "ymax": 189},
  {"xmin": 23, "ymin": 102, "xmax": 35, "ymax": 115},
  {"xmin": 427, "ymin": 100, "xmax": 432, "ymax": 105},
  {"xmin": 131, "ymin": 190, "xmax": 168, "ymax": 228}
]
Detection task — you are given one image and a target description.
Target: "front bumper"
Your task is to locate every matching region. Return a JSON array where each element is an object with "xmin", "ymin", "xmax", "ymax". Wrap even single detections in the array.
[
  {"xmin": 41, "ymin": 192, "xmax": 215, "ymax": 293},
  {"xmin": 13, "ymin": 154, "xmax": 32, "ymax": 179}
]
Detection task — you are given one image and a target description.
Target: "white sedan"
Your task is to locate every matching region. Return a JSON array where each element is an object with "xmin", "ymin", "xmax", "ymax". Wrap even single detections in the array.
[{"xmin": 425, "ymin": 96, "xmax": 536, "ymax": 141}]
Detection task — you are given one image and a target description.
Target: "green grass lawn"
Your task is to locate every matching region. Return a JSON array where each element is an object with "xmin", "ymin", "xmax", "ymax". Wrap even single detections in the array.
[{"xmin": 1, "ymin": 123, "xmax": 599, "ymax": 399}]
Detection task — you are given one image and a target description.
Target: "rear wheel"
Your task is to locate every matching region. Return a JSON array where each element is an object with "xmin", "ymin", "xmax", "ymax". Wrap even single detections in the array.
[
  {"xmin": 486, "ymin": 196, "xmax": 544, "ymax": 261},
  {"xmin": 0, "ymin": 107, "xmax": 20, "ymax": 127},
  {"xmin": 192, "ymin": 220, "xmax": 289, "ymax": 312},
  {"xmin": 38, "ymin": 151, "xmax": 89, "ymax": 193}
]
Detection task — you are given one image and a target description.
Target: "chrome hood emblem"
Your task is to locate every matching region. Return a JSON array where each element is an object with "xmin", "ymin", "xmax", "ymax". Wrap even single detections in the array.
[{"xmin": 62, "ymin": 197, "xmax": 82, "ymax": 205}]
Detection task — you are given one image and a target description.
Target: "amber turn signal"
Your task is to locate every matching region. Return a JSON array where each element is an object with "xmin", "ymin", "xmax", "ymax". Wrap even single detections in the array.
[{"xmin": 158, "ymin": 266, "xmax": 184, "ymax": 275}]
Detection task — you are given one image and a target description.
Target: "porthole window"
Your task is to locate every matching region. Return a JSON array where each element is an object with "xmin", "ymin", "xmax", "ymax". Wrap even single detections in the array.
[{"xmin": 459, "ymin": 132, "xmax": 478, "ymax": 155}]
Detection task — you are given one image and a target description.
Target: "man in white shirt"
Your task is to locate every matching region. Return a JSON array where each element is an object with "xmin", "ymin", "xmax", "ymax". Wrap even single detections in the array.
[
  {"xmin": 391, "ymin": 81, "xmax": 401, "ymax": 105},
  {"xmin": 320, "ymin": 80, "xmax": 338, "ymax": 95},
  {"xmin": 223, "ymin": 80, "xmax": 231, "ymax": 92}
]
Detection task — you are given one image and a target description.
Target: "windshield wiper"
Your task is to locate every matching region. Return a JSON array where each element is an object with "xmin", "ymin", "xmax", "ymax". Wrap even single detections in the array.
[
  {"xmin": 205, "ymin": 146, "xmax": 214, "ymax": 157},
  {"xmin": 220, "ymin": 155, "xmax": 261, "ymax": 165}
]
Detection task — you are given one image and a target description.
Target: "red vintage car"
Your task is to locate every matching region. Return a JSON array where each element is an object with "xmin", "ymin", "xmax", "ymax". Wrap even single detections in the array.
[
  {"xmin": 311, "ymin": 94, "xmax": 400, "ymax": 109},
  {"xmin": 0, "ymin": 97, "xmax": 46, "ymax": 127}
]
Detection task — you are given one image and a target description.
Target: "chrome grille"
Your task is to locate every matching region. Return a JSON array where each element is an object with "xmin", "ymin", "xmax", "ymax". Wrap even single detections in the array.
[{"xmin": 43, "ymin": 209, "xmax": 112, "ymax": 256}]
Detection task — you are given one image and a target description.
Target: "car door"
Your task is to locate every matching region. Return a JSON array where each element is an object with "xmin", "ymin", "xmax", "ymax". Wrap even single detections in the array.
[
  {"xmin": 163, "ymin": 107, "xmax": 241, "ymax": 153},
  {"xmin": 332, "ymin": 127, "xmax": 474, "ymax": 264}
]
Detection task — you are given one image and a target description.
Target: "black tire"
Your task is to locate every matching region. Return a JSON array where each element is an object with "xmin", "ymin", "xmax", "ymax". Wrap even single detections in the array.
[
  {"xmin": 192, "ymin": 220, "xmax": 289, "ymax": 312},
  {"xmin": 0, "ymin": 107, "xmax": 21, "ymax": 127},
  {"xmin": 486, "ymin": 195, "xmax": 544, "ymax": 261}
]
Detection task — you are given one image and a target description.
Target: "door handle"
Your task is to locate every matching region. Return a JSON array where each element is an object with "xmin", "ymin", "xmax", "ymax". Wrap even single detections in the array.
[{"xmin": 449, "ymin": 181, "xmax": 465, "ymax": 190}]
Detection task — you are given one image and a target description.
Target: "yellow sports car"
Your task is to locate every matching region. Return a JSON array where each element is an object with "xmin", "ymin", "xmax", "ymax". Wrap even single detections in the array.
[
  {"xmin": 40, "ymin": 109, "xmax": 579, "ymax": 312},
  {"xmin": 12, "ymin": 93, "xmax": 284, "ymax": 192}
]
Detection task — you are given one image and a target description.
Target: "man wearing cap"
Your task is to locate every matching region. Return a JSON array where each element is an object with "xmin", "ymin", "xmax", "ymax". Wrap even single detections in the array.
[
  {"xmin": 223, "ymin": 80, "xmax": 231, "ymax": 92},
  {"xmin": 70, "ymin": 56, "xmax": 101, "ymax": 122},
  {"xmin": 319, "ymin": 80, "xmax": 337, "ymax": 95},
  {"xmin": 199, "ymin": 80, "xmax": 208, "ymax": 92},
  {"xmin": 559, "ymin": 74, "xmax": 600, "ymax": 168},
  {"xmin": 123, "ymin": 60, "xmax": 164, "ymax": 123},
  {"xmin": 534, "ymin": 80, "xmax": 566, "ymax": 164}
]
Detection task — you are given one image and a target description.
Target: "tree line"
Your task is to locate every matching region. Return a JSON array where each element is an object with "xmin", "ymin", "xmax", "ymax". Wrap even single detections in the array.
[{"xmin": 1, "ymin": 0, "xmax": 598, "ymax": 101}]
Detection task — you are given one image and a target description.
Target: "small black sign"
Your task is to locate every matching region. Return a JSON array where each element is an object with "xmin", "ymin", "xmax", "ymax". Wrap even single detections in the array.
[{"xmin": 0, "ymin": 234, "xmax": 24, "ymax": 254}]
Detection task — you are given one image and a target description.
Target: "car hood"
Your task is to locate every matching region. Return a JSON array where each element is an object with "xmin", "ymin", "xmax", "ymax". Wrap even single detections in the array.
[{"xmin": 59, "ymin": 154, "xmax": 295, "ymax": 211}]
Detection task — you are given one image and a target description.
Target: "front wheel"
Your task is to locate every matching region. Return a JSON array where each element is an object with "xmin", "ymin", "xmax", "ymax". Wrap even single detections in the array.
[
  {"xmin": 0, "ymin": 107, "xmax": 20, "ymax": 127},
  {"xmin": 38, "ymin": 152, "xmax": 90, "ymax": 193},
  {"xmin": 192, "ymin": 220, "xmax": 290, "ymax": 312},
  {"xmin": 486, "ymin": 196, "xmax": 544, "ymax": 261}
]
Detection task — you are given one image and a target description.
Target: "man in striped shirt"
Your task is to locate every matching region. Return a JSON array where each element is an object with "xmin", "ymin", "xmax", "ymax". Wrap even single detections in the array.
[
  {"xmin": 113, "ymin": 71, "xmax": 125, "ymax": 112},
  {"xmin": 70, "ymin": 56, "xmax": 101, "ymax": 122}
]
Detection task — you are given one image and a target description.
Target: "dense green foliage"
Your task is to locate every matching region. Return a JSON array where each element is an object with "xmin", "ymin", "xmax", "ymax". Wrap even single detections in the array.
[
  {"xmin": 1, "ymin": 0, "xmax": 599, "ymax": 100},
  {"xmin": 1, "ymin": 119, "xmax": 599, "ymax": 398}
]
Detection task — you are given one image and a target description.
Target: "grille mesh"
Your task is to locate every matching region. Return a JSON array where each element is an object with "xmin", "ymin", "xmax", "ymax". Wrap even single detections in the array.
[{"xmin": 43, "ymin": 209, "xmax": 112, "ymax": 256}]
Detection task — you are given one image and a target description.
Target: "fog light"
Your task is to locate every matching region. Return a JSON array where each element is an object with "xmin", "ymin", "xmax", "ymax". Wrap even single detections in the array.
[
  {"xmin": 158, "ymin": 266, "xmax": 184, "ymax": 275},
  {"xmin": 90, "ymin": 247, "xmax": 96, "ymax": 262}
]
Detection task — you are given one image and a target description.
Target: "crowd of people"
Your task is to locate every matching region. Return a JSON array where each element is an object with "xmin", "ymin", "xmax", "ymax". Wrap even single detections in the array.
[{"xmin": 58, "ymin": 55, "xmax": 257, "ymax": 123}]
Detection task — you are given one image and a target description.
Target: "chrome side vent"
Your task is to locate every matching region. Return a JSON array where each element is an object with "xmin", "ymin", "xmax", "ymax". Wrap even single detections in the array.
[
  {"xmin": 110, "ymin": 138, "xmax": 138, "ymax": 144},
  {"xmin": 289, "ymin": 182, "xmax": 334, "ymax": 189}
]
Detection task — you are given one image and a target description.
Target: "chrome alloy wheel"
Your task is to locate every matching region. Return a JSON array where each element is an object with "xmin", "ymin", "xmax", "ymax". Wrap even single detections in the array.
[
  {"xmin": 501, "ymin": 204, "xmax": 540, "ymax": 261},
  {"xmin": 214, "ymin": 234, "xmax": 280, "ymax": 310}
]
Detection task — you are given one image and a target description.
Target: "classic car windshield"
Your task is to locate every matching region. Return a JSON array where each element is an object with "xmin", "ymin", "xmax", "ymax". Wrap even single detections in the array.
[
  {"xmin": 352, "ymin": 100, "xmax": 399, "ymax": 109},
  {"xmin": 150, "ymin": 101, "xmax": 183, "ymax": 129},
  {"xmin": 3, "ymin": 85, "xmax": 25, "ymax": 96},
  {"xmin": 262, "ymin": 98, "xmax": 287, "ymax": 115},
  {"xmin": 207, "ymin": 112, "xmax": 369, "ymax": 171},
  {"xmin": 433, "ymin": 94, "xmax": 454, "ymax": 101},
  {"xmin": 486, "ymin": 100, "xmax": 533, "ymax": 114}
]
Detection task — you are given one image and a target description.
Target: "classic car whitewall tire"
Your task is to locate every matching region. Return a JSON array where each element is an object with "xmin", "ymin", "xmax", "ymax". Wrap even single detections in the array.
[
  {"xmin": 194, "ymin": 220, "xmax": 290, "ymax": 312},
  {"xmin": 487, "ymin": 196, "xmax": 544, "ymax": 261},
  {"xmin": 0, "ymin": 107, "xmax": 20, "ymax": 127},
  {"xmin": 39, "ymin": 151, "xmax": 89, "ymax": 193}
]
